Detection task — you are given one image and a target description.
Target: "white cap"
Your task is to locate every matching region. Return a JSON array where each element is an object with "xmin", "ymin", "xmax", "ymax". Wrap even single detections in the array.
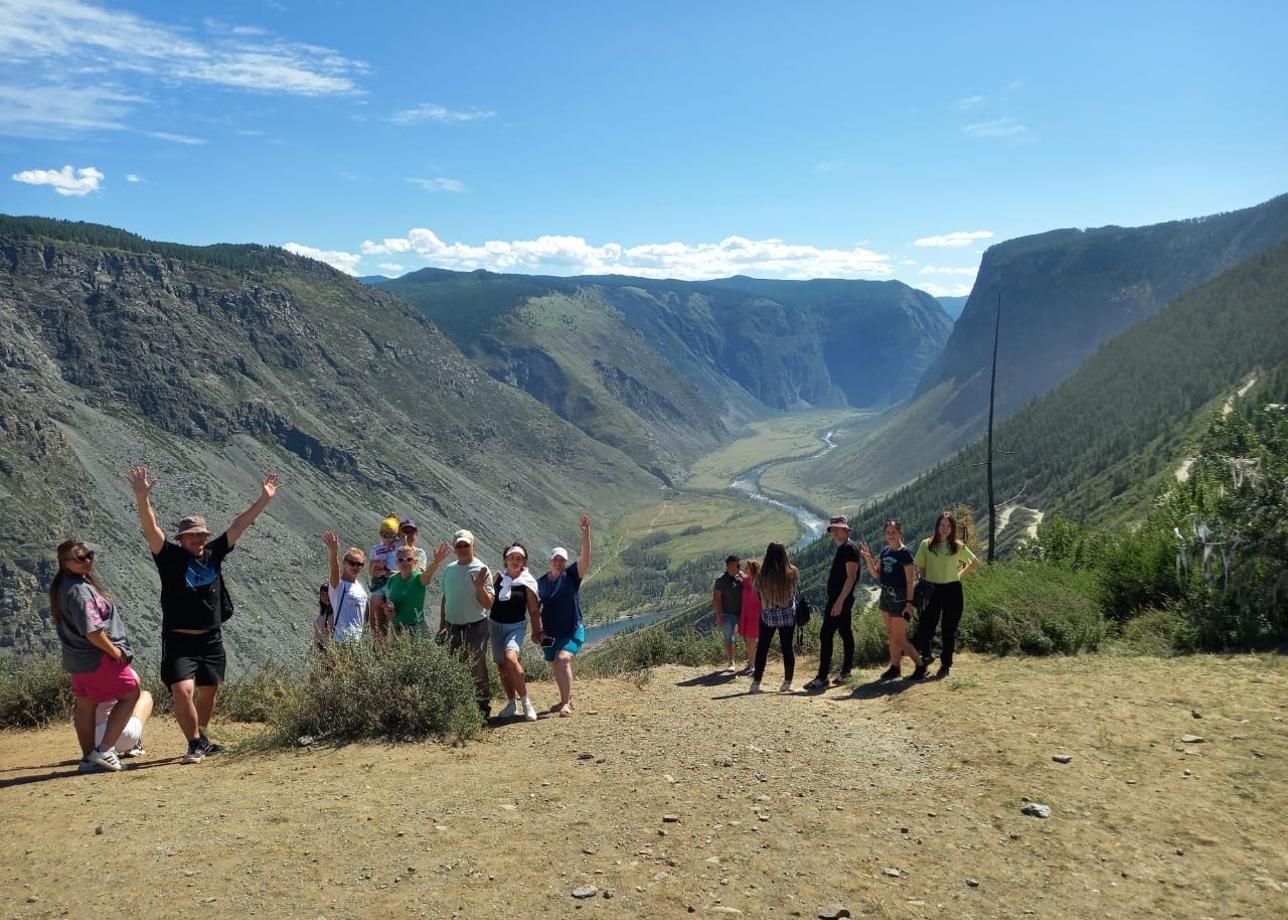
[
  {"xmin": 550, "ymin": 546, "xmax": 570, "ymax": 561},
  {"xmin": 453, "ymin": 529, "xmax": 475, "ymax": 546}
]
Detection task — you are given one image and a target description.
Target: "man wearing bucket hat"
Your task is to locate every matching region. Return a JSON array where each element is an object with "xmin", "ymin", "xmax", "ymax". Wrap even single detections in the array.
[
  {"xmin": 126, "ymin": 465, "xmax": 279, "ymax": 764},
  {"xmin": 804, "ymin": 514, "xmax": 861, "ymax": 691}
]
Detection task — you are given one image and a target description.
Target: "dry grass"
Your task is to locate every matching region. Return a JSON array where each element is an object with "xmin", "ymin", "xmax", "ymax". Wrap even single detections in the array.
[{"xmin": 1, "ymin": 653, "xmax": 1284, "ymax": 919}]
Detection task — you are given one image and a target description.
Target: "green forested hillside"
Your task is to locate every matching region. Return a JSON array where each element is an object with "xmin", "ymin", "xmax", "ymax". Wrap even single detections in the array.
[
  {"xmin": 842, "ymin": 238, "xmax": 1288, "ymax": 545},
  {"xmin": 794, "ymin": 193, "xmax": 1288, "ymax": 501}
]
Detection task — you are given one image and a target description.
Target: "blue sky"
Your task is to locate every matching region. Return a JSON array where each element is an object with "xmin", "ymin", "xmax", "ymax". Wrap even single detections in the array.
[{"xmin": 2, "ymin": 0, "xmax": 1286, "ymax": 296}]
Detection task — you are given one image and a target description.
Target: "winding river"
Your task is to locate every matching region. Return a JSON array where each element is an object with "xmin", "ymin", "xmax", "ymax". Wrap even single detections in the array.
[{"xmin": 582, "ymin": 426, "xmax": 838, "ymax": 647}]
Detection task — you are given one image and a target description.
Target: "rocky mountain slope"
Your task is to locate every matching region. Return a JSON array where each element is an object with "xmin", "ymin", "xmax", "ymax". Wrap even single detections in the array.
[
  {"xmin": 377, "ymin": 271, "xmax": 952, "ymax": 479},
  {"xmin": 0, "ymin": 217, "xmax": 662, "ymax": 669},
  {"xmin": 799, "ymin": 193, "xmax": 1288, "ymax": 499}
]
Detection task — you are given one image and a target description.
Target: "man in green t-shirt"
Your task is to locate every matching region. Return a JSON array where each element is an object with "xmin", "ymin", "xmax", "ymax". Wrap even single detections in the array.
[{"xmin": 438, "ymin": 529, "xmax": 495, "ymax": 716}]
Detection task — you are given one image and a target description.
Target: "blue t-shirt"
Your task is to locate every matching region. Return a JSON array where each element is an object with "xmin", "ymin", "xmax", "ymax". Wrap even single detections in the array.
[
  {"xmin": 878, "ymin": 545, "xmax": 915, "ymax": 596},
  {"xmin": 538, "ymin": 561, "xmax": 583, "ymax": 639}
]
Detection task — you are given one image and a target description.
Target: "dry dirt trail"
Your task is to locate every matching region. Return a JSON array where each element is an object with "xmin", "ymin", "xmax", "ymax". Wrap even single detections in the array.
[{"xmin": 2, "ymin": 655, "xmax": 1285, "ymax": 920}]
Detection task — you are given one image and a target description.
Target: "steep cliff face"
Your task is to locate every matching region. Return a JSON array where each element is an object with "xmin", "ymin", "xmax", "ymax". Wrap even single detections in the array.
[
  {"xmin": 0, "ymin": 220, "xmax": 660, "ymax": 669},
  {"xmin": 378, "ymin": 270, "xmax": 953, "ymax": 476}
]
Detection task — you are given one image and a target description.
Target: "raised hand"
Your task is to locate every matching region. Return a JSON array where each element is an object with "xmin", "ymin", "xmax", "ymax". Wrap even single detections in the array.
[
  {"xmin": 859, "ymin": 540, "xmax": 872, "ymax": 559},
  {"xmin": 260, "ymin": 473, "xmax": 280, "ymax": 501},
  {"xmin": 580, "ymin": 514, "xmax": 592, "ymax": 534},
  {"xmin": 125, "ymin": 465, "xmax": 156, "ymax": 497},
  {"xmin": 433, "ymin": 542, "xmax": 452, "ymax": 563},
  {"xmin": 470, "ymin": 567, "xmax": 490, "ymax": 589},
  {"xmin": 322, "ymin": 530, "xmax": 340, "ymax": 551}
]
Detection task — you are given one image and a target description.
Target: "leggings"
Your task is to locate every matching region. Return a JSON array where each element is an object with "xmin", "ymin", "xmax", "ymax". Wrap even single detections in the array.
[
  {"xmin": 754, "ymin": 622, "xmax": 795, "ymax": 683},
  {"xmin": 915, "ymin": 581, "xmax": 964, "ymax": 668}
]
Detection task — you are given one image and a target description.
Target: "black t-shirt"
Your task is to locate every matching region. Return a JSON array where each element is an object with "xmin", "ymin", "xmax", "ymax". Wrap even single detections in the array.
[
  {"xmin": 154, "ymin": 533, "xmax": 233, "ymax": 632},
  {"xmin": 827, "ymin": 540, "xmax": 861, "ymax": 605},
  {"xmin": 714, "ymin": 572, "xmax": 743, "ymax": 615},
  {"xmin": 877, "ymin": 544, "xmax": 916, "ymax": 597},
  {"xmin": 490, "ymin": 575, "xmax": 531, "ymax": 625}
]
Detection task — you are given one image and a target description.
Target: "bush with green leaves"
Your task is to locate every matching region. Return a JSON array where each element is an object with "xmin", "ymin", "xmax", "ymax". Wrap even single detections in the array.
[
  {"xmin": 0, "ymin": 657, "xmax": 73, "ymax": 729},
  {"xmin": 957, "ymin": 561, "xmax": 1106, "ymax": 656},
  {"xmin": 263, "ymin": 637, "xmax": 483, "ymax": 745}
]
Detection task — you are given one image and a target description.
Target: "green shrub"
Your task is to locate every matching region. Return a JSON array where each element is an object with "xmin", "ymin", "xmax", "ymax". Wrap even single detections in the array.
[
  {"xmin": 579, "ymin": 625, "xmax": 726, "ymax": 675},
  {"xmin": 0, "ymin": 657, "xmax": 73, "ymax": 728},
  {"xmin": 958, "ymin": 561, "xmax": 1107, "ymax": 656},
  {"xmin": 217, "ymin": 661, "xmax": 297, "ymax": 723},
  {"xmin": 1097, "ymin": 527, "xmax": 1182, "ymax": 618},
  {"xmin": 1115, "ymin": 607, "xmax": 1198, "ymax": 656},
  {"xmin": 263, "ymin": 637, "xmax": 483, "ymax": 745}
]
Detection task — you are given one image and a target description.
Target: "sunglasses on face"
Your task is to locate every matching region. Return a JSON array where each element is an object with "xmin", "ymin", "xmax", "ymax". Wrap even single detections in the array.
[
  {"xmin": 396, "ymin": 556, "xmax": 414, "ymax": 563},
  {"xmin": 344, "ymin": 558, "xmax": 364, "ymax": 567},
  {"xmin": 455, "ymin": 543, "xmax": 470, "ymax": 550},
  {"xmin": 380, "ymin": 531, "xmax": 397, "ymax": 539},
  {"xmin": 72, "ymin": 551, "xmax": 95, "ymax": 563}
]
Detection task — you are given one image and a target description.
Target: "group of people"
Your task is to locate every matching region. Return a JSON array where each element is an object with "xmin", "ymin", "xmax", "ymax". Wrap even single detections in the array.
[
  {"xmin": 49, "ymin": 465, "xmax": 596, "ymax": 773},
  {"xmin": 313, "ymin": 511, "xmax": 594, "ymax": 721},
  {"xmin": 712, "ymin": 511, "xmax": 978, "ymax": 692}
]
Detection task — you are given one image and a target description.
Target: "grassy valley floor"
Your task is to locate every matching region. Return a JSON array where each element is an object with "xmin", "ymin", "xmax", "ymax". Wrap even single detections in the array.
[{"xmin": 2, "ymin": 654, "xmax": 1285, "ymax": 919}]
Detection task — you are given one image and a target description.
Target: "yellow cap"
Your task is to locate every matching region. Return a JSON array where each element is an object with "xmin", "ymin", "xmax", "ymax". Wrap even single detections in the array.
[{"xmin": 380, "ymin": 514, "xmax": 400, "ymax": 535}]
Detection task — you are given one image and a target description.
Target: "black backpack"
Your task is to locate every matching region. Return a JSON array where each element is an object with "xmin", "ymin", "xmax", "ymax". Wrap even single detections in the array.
[{"xmin": 794, "ymin": 595, "xmax": 812, "ymax": 628}]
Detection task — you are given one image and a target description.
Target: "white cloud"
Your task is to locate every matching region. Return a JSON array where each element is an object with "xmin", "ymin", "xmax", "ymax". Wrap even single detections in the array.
[
  {"xmin": 11, "ymin": 163, "xmax": 103, "ymax": 196},
  {"xmin": 913, "ymin": 230, "xmax": 994, "ymax": 248},
  {"xmin": 377, "ymin": 262, "xmax": 406, "ymax": 274},
  {"xmin": 918, "ymin": 265, "xmax": 978, "ymax": 276},
  {"xmin": 388, "ymin": 102, "xmax": 495, "ymax": 125},
  {"xmin": 125, "ymin": 172, "xmax": 141, "ymax": 182},
  {"xmin": 358, "ymin": 229, "xmax": 894, "ymax": 281},
  {"xmin": 962, "ymin": 116, "xmax": 1027, "ymax": 138},
  {"xmin": 954, "ymin": 95, "xmax": 984, "ymax": 110},
  {"xmin": 0, "ymin": 0, "xmax": 365, "ymax": 137},
  {"xmin": 917, "ymin": 281, "xmax": 974, "ymax": 298},
  {"xmin": 282, "ymin": 241, "xmax": 361, "ymax": 275},
  {"xmin": 407, "ymin": 177, "xmax": 467, "ymax": 193},
  {"xmin": 148, "ymin": 130, "xmax": 206, "ymax": 145}
]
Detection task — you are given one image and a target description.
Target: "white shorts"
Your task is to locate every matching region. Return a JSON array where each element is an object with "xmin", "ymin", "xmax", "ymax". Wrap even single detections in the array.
[{"xmin": 95, "ymin": 716, "xmax": 142, "ymax": 753}]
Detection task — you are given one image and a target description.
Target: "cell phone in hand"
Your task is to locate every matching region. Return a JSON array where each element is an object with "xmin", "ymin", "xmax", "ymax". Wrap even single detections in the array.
[{"xmin": 540, "ymin": 634, "xmax": 555, "ymax": 648}]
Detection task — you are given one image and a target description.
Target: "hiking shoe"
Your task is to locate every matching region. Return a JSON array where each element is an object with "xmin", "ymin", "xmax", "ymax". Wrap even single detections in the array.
[
  {"xmin": 77, "ymin": 758, "xmax": 96, "ymax": 773},
  {"xmin": 802, "ymin": 677, "xmax": 827, "ymax": 692},
  {"xmin": 878, "ymin": 666, "xmax": 901, "ymax": 681},
  {"xmin": 779, "ymin": 681, "xmax": 793, "ymax": 694},
  {"xmin": 498, "ymin": 699, "xmax": 518, "ymax": 720},
  {"xmin": 88, "ymin": 748, "xmax": 122, "ymax": 772},
  {"xmin": 832, "ymin": 671, "xmax": 852, "ymax": 686},
  {"xmin": 909, "ymin": 664, "xmax": 928, "ymax": 681},
  {"xmin": 121, "ymin": 744, "xmax": 146, "ymax": 758},
  {"xmin": 182, "ymin": 741, "xmax": 206, "ymax": 764},
  {"xmin": 522, "ymin": 699, "xmax": 538, "ymax": 722},
  {"xmin": 199, "ymin": 736, "xmax": 224, "ymax": 756},
  {"xmin": 748, "ymin": 681, "xmax": 763, "ymax": 694}
]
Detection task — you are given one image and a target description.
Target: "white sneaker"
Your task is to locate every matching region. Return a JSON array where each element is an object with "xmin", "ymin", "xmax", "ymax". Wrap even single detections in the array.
[
  {"xmin": 498, "ymin": 699, "xmax": 518, "ymax": 719},
  {"xmin": 87, "ymin": 748, "xmax": 122, "ymax": 772},
  {"xmin": 522, "ymin": 698, "xmax": 538, "ymax": 722},
  {"xmin": 779, "ymin": 681, "xmax": 793, "ymax": 694},
  {"xmin": 748, "ymin": 681, "xmax": 763, "ymax": 694}
]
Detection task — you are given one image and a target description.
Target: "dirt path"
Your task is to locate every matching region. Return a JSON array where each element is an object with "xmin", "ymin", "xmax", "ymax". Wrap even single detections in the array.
[{"xmin": 2, "ymin": 655, "xmax": 1285, "ymax": 919}]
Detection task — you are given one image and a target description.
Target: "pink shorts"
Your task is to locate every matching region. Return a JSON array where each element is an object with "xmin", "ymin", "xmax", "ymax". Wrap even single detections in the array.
[{"xmin": 70, "ymin": 656, "xmax": 140, "ymax": 704}]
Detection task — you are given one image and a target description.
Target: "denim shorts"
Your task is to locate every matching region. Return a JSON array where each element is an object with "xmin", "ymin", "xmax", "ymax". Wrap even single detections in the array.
[
  {"xmin": 490, "ymin": 619, "xmax": 527, "ymax": 660},
  {"xmin": 721, "ymin": 616, "xmax": 739, "ymax": 644},
  {"xmin": 542, "ymin": 625, "xmax": 586, "ymax": 662}
]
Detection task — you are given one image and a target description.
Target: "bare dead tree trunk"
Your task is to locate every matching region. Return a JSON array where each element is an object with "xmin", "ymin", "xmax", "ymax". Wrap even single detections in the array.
[{"xmin": 987, "ymin": 292, "xmax": 1002, "ymax": 563}]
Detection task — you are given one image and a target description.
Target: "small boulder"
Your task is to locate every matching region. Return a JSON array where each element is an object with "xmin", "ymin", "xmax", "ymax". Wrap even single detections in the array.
[
  {"xmin": 1052, "ymin": 754, "xmax": 1073, "ymax": 764},
  {"xmin": 1181, "ymin": 735, "xmax": 1205, "ymax": 744},
  {"xmin": 572, "ymin": 885, "xmax": 598, "ymax": 899},
  {"xmin": 817, "ymin": 905, "xmax": 852, "ymax": 919},
  {"xmin": 662, "ymin": 814, "xmax": 681, "ymax": 823},
  {"xmin": 1021, "ymin": 803, "xmax": 1051, "ymax": 819}
]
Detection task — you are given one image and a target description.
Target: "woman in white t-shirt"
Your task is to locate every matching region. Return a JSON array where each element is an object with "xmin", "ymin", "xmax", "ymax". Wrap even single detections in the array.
[
  {"xmin": 322, "ymin": 531, "xmax": 369, "ymax": 645},
  {"xmin": 96, "ymin": 690, "xmax": 154, "ymax": 757}
]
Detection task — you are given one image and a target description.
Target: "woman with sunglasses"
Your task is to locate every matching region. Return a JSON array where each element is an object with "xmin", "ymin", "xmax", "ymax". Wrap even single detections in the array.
[
  {"xmin": 385, "ymin": 538, "xmax": 452, "ymax": 636},
  {"xmin": 859, "ymin": 519, "xmax": 926, "ymax": 681},
  {"xmin": 49, "ymin": 540, "xmax": 142, "ymax": 773},
  {"xmin": 490, "ymin": 542, "xmax": 543, "ymax": 722},
  {"xmin": 322, "ymin": 531, "xmax": 369, "ymax": 644}
]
